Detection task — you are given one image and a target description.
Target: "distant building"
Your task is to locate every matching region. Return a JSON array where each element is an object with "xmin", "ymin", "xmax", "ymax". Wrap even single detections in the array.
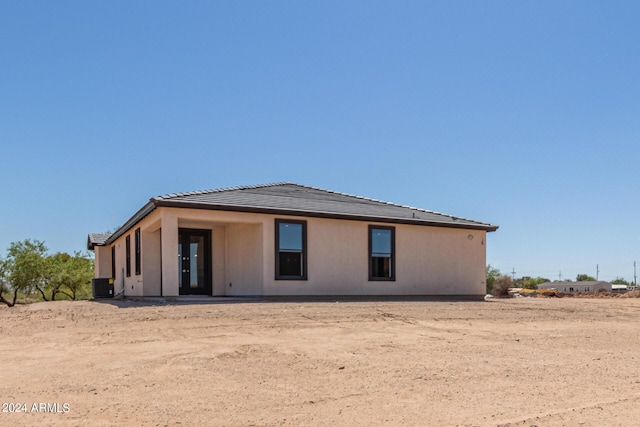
[
  {"xmin": 538, "ymin": 281, "xmax": 612, "ymax": 293},
  {"xmin": 611, "ymin": 284, "xmax": 628, "ymax": 293}
]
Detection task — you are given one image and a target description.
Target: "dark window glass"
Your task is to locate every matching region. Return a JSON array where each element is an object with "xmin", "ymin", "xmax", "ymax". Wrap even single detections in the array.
[
  {"xmin": 125, "ymin": 235, "xmax": 131, "ymax": 277},
  {"xmin": 369, "ymin": 226, "xmax": 395, "ymax": 281},
  {"xmin": 275, "ymin": 220, "xmax": 307, "ymax": 280},
  {"xmin": 111, "ymin": 246, "xmax": 116, "ymax": 279},
  {"xmin": 178, "ymin": 241, "xmax": 182, "ymax": 288},
  {"xmin": 279, "ymin": 252, "xmax": 302, "ymax": 276},
  {"xmin": 135, "ymin": 228, "xmax": 141, "ymax": 275}
]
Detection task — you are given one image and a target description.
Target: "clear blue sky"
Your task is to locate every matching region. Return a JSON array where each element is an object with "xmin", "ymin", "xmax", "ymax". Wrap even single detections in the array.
[{"xmin": 1, "ymin": 1, "xmax": 639, "ymax": 282}]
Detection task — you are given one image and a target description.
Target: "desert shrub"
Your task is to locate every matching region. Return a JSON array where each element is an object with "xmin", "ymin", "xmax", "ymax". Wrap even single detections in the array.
[
  {"xmin": 486, "ymin": 265, "xmax": 501, "ymax": 294},
  {"xmin": 492, "ymin": 275, "xmax": 513, "ymax": 297},
  {"xmin": 621, "ymin": 290, "xmax": 640, "ymax": 298}
]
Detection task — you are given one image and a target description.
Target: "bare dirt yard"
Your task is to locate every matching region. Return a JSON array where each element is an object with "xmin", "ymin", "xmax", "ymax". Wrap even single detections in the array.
[{"xmin": 1, "ymin": 297, "xmax": 640, "ymax": 426}]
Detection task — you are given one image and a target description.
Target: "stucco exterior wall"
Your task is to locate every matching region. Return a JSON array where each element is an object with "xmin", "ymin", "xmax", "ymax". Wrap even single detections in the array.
[
  {"xmin": 262, "ymin": 216, "xmax": 486, "ymax": 296},
  {"xmin": 112, "ymin": 237, "xmax": 126, "ymax": 296},
  {"xmin": 395, "ymin": 225, "xmax": 486, "ymax": 295},
  {"xmin": 141, "ymin": 229, "xmax": 162, "ymax": 296},
  {"xmin": 95, "ymin": 207, "xmax": 489, "ymax": 298},
  {"xmin": 122, "ymin": 231, "xmax": 143, "ymax": 297},
  {"xmin": 100, "ymin": 208, "xmax": 261, "ymax": 297},
  {"xmin": 100, "ymin": 210, "xmax": 165, "ymax": 297},
  {"xmin": 93, "ymin": 246, "xmax": 111, "ymax": 278},
  {"xmin": 262, "ymin": 216, "xmax": 365, "ymax": 295},
  {"xmin": 225, "ymin": 223, "xmax": 263, "ymax": 296},
  {"xmin": 212, "ymin": 225, "xmax": 226, "ymax": 296},
  {"xmin": 172, "ymin": 208, "xmax": 264, "ymax": 296}
]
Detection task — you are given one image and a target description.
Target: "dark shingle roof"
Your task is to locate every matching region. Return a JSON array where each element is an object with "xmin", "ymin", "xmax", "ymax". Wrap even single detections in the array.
[
  {"xmin": 87, "ymin": 232, "xmax": 112, "ymax": 250},
  {"xmin": 155, "ymin": 182, "xmax": 497, "ymax": 228},
  {"xmin": 90, "ymin": 182, "xmax": 498, "ymax": 248}
]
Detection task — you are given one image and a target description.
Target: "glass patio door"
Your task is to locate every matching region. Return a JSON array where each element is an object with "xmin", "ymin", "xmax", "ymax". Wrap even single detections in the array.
[{"xmin": 178, "ymin": 229, "xmax": 211, "ymax": 295}]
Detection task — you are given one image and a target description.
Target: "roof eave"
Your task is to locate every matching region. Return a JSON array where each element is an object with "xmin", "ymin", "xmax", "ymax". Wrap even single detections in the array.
[
  {"xmin": 103, "ymin": 200, "xmax": 157, "ymax": 246},
  {"xmin": 87, "ymin": 238, "xmax": 97, "ymax": 251}
]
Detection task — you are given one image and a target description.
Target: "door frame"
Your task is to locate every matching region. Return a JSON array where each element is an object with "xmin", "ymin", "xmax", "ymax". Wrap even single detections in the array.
[{"xmin": 178, "ymin": 228, "xmax": 212, "ymax": 295}]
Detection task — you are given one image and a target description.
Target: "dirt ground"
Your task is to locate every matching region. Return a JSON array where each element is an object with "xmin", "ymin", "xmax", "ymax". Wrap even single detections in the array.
[{"xmin": 1, "ymin": 297, "xmax": 639, "ymax": 427}]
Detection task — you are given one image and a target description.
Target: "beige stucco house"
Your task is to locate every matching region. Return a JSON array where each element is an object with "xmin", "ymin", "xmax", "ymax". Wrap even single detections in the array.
[{"xmin": 87, "ymin": 183, "xmax": 498, "ymax": 299}]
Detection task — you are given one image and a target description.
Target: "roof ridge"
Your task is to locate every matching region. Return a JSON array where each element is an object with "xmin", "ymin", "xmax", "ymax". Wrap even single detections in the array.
[
  {"xmin": 154, "ymin": 182, "xmax": 295, "ymax": 200},
  {"xmin": 289, "ymin": 183, "xmax": 491, "ymax": 226}
]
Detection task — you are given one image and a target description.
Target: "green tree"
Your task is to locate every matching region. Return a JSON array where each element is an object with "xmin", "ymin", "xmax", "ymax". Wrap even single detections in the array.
[
  {"xmin": 521, "ymin": 277, "xmax": 549, "ymax": 290},
  {"xmin": 0, "ymin": 257, "xmax": 18, "ymax": 307},
  {"xmin": 43, "ymin": 253, "xmax": 69, "ymax": 301},
  {"xmin": 47, "ymin": 252, "xmax": 93, "ymax": 300},
  {"xmin": 611, "ymin": 277, "xmax": 630, "ymax": 286},
  {"xmin": 0, "ymin": 240, "xmax": 48, "ymax": 306},
  {"xmin": 486, "ymin": 265, "xmax": 501, "ymax": 294},
  {"xmin": 576, "ymin": 274, "xmax": 596, "ymax": 282},
  {"xmin": 0, "ymin": 240, "xmax": 94, "ymax": 306}
]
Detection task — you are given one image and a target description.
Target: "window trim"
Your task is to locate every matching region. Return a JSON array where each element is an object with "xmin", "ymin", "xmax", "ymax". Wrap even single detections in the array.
[
  {"xmin": 125, "ymin": 235, "xmax": 131, "ymax": 277},
  {"xmin": 275, "ymin": 219, "xmax": 307, "ymax": 280},
  {"xmin": 134, "ymin": 228, "xmax": 141, "ymax": 276},
  {"xmin": 368, "ymin": 225, "xmax": 396, "ymax": 281}
]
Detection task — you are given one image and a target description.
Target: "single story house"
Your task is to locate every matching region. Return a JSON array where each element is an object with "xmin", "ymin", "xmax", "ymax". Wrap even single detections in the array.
[
  {"xmin": 538, "ymin": 281, "xmax": 612, "ymax": 293},
  {"xmin": 87, "ymin": 183, "xmax": 498, "ymax": 298}
]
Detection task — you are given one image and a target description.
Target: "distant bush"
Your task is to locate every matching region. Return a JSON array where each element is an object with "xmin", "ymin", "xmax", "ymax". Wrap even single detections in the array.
[
  {"xmin": 492, "ymin": 275, "xmax": 513, "ymax": 297},
  {"xmin": 486, "ymin": 265, "xmax": 501, "ymax": 294}
]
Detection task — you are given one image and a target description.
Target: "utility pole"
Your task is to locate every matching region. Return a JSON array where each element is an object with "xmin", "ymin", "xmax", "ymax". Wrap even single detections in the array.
[
  {"xmin": 596, "ymin": 264, "xmax": 599, "ymax": 281},
  {"xmin": 634, "ymin": 261, "xmax": 637, "ymax": 286},
  {"xmin": 512, "ymin": 268, "xmax": 516, "ymax": 281},
  {"xmin": 559, "ymin": 270, "xmax": 562, "ymax": 281}
]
